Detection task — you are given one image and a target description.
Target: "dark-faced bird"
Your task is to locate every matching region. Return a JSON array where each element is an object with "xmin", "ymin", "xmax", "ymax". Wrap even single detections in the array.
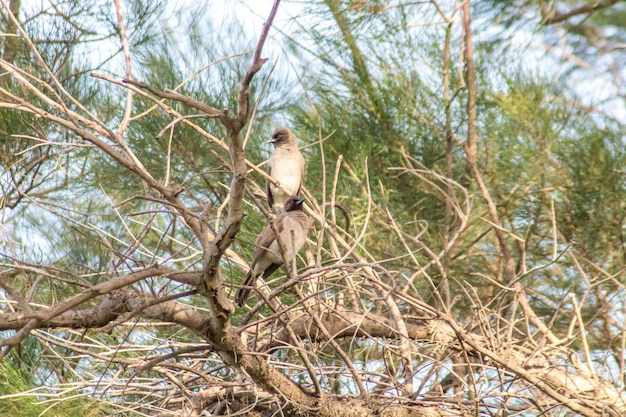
[
  {"xmin": 234, "ymin": 196, "xmax": 309, "ymax": 307},
  {"xmin": 266, "ymin": 127, "xmax": 305, "ymax": 214}
]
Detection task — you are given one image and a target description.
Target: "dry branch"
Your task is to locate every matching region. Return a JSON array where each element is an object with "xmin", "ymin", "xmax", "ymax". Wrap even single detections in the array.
[{"xmin": 1, "ymin": 1, "xmax": 625, "ymax": 416}]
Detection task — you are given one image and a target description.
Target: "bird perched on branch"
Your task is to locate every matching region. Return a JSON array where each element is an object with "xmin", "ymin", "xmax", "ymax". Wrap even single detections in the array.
[
  {"xmin": 234, "ymin": 196, "xmax": 309, "ymax": 307},
  {"xmin": 266, "ymin": 127, "xmax": 305, "ymax": 214}
]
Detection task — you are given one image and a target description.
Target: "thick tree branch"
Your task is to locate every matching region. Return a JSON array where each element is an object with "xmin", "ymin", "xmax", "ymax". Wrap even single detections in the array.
[
  {"xmin": 172, "ymin": 1, "xmax": 324, "ymax": 410},
  {"xmin": 257, "ymin": 310, "xmax": 436, "ymax": 350},
  {"xmin": 3, "ymin": 2, "xmax": 622, "ymax": 417},
  {"xmin": 0, "ymin": 265, "xmax": 185, "ymax": 332}
]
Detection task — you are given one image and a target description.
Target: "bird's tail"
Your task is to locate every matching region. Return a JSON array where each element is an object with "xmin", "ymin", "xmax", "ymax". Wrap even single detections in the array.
[{"xmin": 234, "ymin": 272, "xmax": 255, "ymax": 307}]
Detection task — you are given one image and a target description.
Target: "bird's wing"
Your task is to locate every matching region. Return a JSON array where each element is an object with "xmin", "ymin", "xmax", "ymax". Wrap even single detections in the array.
[
  {"xmin": 261, "ymin": 263, "xmax": 281, "ymax": 279},
  {"xmin": 266, "ymin": 158, "xmax": 274, "ymax": 209},
  {"xmin": 234, "ymin": 271, "xmax": 254, "ymax": 307},
  {"xmin": 236, "ymin": 223, "xmax": 279, "ymax": 307},
  {"xmin": 250, "ymin": 222, "xmax": 278, "ymax": 266}
]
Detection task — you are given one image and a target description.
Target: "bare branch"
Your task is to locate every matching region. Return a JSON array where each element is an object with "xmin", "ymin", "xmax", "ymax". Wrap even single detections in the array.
[
  {"xmin": 541, "ymin": 0, "xmax": 621, "ymax": 24},
  {"xmin": 235, "ymin": 0, "xmax": 280, "ymax": 126},
  {"xmin": 113, "ymin": 0, "xmax": 133, "ymax": 136},
  {"xmin": 121, "ymin": 78, "xmax": 224, "ymax": 118}
]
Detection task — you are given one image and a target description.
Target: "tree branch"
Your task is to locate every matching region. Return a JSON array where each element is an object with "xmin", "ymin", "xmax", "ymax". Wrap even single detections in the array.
[
  {"xmin": 0, "ymin": 0, "xmax": 21, "ymax": 86},
  {"xmin": 235, "ymin": 0, "xmax": 279, "ymax": 126},
  {"xmin": 0, "ymin": 265, "xmax": 183, "ymax": 332},
  {"xmin": 541, "ymin": 0, "xmax": 621, "ymax": 25},
  {"xmin": 121, "ymin": 79, "xmax": 224, "ymax": 118}
]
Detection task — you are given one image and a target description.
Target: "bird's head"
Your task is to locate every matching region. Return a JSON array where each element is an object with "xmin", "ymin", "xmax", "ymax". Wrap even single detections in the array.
[
  {"xmin": 283, "ymin": 195, "xmax": 305, "ymax": 212},
  {"xmin": 268, "ymin": 127, "xmax": 296, "ymax": 148}
]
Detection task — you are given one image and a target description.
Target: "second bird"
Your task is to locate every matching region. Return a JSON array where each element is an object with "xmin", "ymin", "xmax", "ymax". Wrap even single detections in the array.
[
  {"xmin": 234, "ymin": 196, "xmax": 309, "ymax": 307},
  {"xmin": 266, "ymin": 127, "xmax": 305, "ymax": 214}
]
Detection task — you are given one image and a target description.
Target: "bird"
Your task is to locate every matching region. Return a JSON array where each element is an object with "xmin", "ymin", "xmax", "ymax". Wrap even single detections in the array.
[
  {"xmin": 266, "ymin": 127, "xmax": 305, "ymax": 214},
  {"xmin": 234, "ymin": 196, "xmax": 309, "ymax": 307}
]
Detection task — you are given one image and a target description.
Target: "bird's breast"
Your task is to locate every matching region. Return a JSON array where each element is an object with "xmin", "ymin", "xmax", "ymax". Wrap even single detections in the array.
[
  {"xmin": 269, "ymin": 153, "xmax": 303, "ymax": 195},
  {"xmin": 276, "ymin": 216, "xmax": 307, "ymax": 258}
]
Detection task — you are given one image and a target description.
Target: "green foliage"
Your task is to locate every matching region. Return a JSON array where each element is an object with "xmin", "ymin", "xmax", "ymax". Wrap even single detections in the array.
[
  {"xmin": 0, "ymin": 361, "xmax": 107, "ymax": 416},
  {"xmin": 282, "ymin": 1, "xmax": 626, "ymax": 347},
  {"xmin": 556, "ymin": 125, "xmax": 626, "ymax": 271},
  {"xmin": 3, "ymin": 0, "xmax": 626, "ymax": 413}
]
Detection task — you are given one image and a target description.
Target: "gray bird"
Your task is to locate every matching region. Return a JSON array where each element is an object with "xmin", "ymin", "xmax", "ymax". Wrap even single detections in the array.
[
  {"xmin": 235, "ymin": 196, "xmax": 309, "ymax": 307},
  {"xmin": 266, "ymin": 127, "xmax": 305, "ymax": 214}
]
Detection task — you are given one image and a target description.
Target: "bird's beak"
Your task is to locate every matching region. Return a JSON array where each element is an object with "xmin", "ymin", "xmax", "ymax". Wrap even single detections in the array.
[
  {"xmin": 296, "ymin": 197, "xmax": 306, "ymax": 205},
  {"xmin": 267, "ymin": 138, "xmax": 276, "ymax": 144}
]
